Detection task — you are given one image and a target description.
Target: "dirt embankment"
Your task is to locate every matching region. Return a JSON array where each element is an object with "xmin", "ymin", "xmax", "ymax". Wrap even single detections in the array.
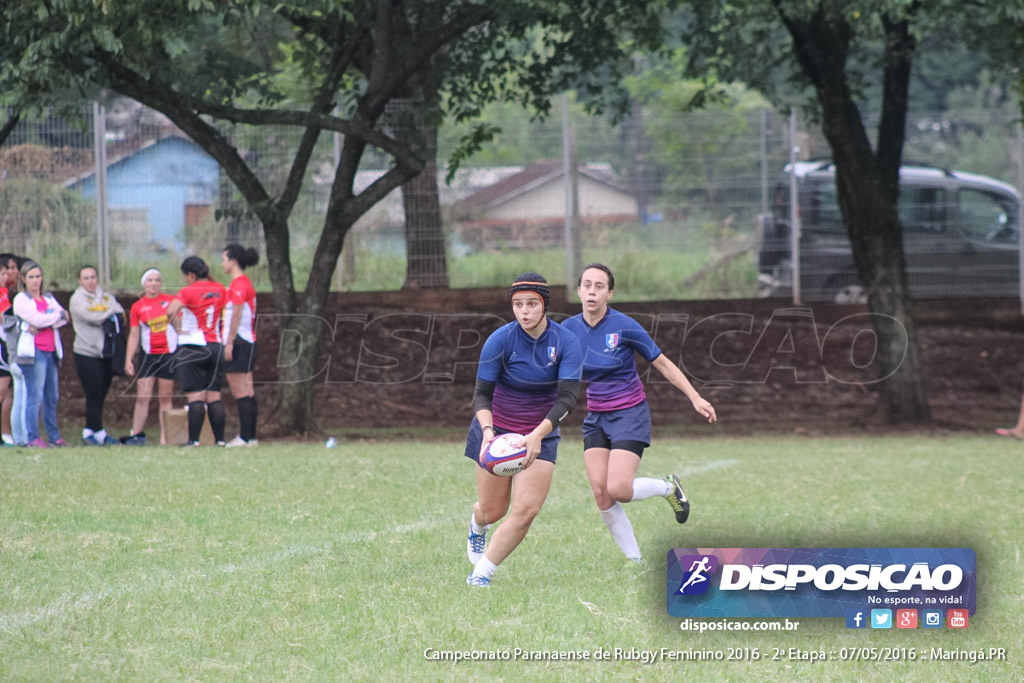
[{"xmin": 52, "ymin": 289, "xmax": 1024, "ymax": 438}]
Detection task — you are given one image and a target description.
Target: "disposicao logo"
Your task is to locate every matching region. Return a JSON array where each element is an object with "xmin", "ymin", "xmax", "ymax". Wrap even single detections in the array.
[
  {"xmin": 667, "ymin": 548, "xmax": 976, "ymax": 619},
  {"xmin": 675, "ymin": 555, "xmax": 718, "ymax": 595}
]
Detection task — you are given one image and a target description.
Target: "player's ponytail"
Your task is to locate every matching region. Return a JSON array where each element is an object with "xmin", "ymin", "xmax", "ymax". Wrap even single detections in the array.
[
  {"xmin": 224, "ymin": 244, "xmax": 259, "ymax": 270},
  {"xmin": 180, "ymin": 256, "xmax": 210, "ymax": 280}
]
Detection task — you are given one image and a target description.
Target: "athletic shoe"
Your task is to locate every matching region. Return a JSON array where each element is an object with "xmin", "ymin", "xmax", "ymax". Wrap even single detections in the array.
[
  {"xmin": 664, "ymin": 474, "xmax": 690, "ymax": 524},
  {"xmin": 51, "ymin": 439, "xmax": 68, "ymax": 448},
  {"xmin": 224, "ymin": 436, "xmax": 258, "ymax": 448},
  {"xmin": 123, "ymin": 433, "xmax": 147, "ymax": 447},
  {"xmin": 466, "ymin": 574, "xmax": 490, "ymax": 588},
  {"xmin": 216, "ymin": 441, "xmax": 227, "ymax": 447},
  {"xmin": 82, "ymin": 435, "xmax": 102, "ymax": 446},
  {"xmin": 2, "ymin": 433, "xmax": 14, "ymax": 446},
  {"xmin": 101, "ymin": 435, "xmax": 120, "ymax": 446},
  {"xmin": 27, "ymin": 438, "xmax": 48, "ymax": 448},
  {"xmin": 467, "ymin": 519, "xmax": 487, "ymax": 565},
  {"xmin": 183, "ymin": 441, "xmax": 201, "ymax": 448}
]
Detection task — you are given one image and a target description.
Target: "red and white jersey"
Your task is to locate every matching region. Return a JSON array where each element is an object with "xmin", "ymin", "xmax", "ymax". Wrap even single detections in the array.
[
  {"xmin": 175, "ymin": 279, "xmax": 226, "ymax": 346},
  {"xmin": 223, "ymin": 274, "xmax": 257, "ymax": 343},
  {"xmin": 130, "ymin": 294, "xmax": 178, "ymax": 354}
]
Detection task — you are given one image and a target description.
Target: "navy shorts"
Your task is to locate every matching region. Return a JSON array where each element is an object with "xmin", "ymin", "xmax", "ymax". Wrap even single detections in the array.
[
  {"xmin": 138, "ymin": 352, "xmax": 176, "ymax": 380},
  {"xmin": 582, "ymin": 401, "xmax": 652, "ymax": 456},
  {"xmin": 174, "ymin": 343, "xmax": 225, "ymax": 393},
  {"xmin": 223, "ymin": 339, "xmax": 257, "ymax": 374},
  {"xmin": 464, "ymin": 418, "xmax": 561, "ymax": 468}
]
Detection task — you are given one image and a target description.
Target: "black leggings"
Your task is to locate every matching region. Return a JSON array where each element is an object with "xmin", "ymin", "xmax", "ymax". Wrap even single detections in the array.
[{"xmin": 74, "ymin": 354, "xmax": 114, "ymax": 431}]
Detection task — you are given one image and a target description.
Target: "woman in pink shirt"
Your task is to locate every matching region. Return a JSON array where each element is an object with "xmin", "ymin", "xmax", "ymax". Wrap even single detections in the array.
[{"xmin": 13, "ymin": 261, "xmax": 69, "ymax": 448}]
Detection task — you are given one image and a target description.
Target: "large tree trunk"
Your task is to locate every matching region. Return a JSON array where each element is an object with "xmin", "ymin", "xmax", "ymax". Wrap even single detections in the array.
[
  {"xmin": 273, "ymin": 313, "xmax": 324, "ymax": 434},
  {"xmin": 401, "ymin": 118, "xmax": 449, "ymax": 288},
  {"xmin": 780, "ymin": 5, "xmax": 930, "ymax": 423}
]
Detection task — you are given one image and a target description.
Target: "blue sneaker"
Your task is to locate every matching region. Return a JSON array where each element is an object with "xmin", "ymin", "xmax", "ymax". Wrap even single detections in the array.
[
  {"xmin": 81, "ymin": 435, "xmax": 102, "ymax": 446},
  {"xmin": 122, "ymin": 433, "xmax": 147, "ymax": 447},
  {"xmin": 466, "ymin": 574, "xmax": 490, "ymax": 588},
  {"xmin": 101, "ymin": 435, "xmax": 121, "ymax": 446},
  {"xmin": 467, "ymin": 518, "xmax": 487, "ymax": 565}
]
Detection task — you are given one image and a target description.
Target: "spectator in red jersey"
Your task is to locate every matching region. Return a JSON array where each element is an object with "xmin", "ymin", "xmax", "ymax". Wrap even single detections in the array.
[
  {"xmin": 124, "ymin": 268, "xmax": 178, "ymax": 446},
  {"xmin": 165, "ymin": 256, "xmax": 227, "ymax": 447},
  {"xmin": 221, "ymin": 244, "xmax": 260, "ymax": 447}
]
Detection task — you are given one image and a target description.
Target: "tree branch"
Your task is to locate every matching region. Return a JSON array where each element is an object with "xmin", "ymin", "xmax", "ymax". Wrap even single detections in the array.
[
  {"xmin": 0, "ymin": 109, "xmax": 21, "ymax": 147},
  {"xmin": 92, "ymin": 56, "xmax": 298, "ymax": 309},
  {"xmin": 875, "ymin": 11, "xmax": 917, "ymax": 188},
  {"xmin": 363, "ymin": 3, "xmax": 494, "ymax": 116}
]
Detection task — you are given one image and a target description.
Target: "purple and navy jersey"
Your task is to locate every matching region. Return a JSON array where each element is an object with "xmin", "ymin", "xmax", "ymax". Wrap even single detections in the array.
[
  {"xmin": 477, "ymin": 319, "xmax": 583, "ymax": 434},
  {"xmin": 563, "ymin": 308, "xmax": 662, "ymax": 412}
]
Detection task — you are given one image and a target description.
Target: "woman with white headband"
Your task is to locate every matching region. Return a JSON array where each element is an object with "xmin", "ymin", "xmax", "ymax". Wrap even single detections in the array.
[{"xmin": 123, "ymin": 268, "xmax": 178, "ymax": 445}]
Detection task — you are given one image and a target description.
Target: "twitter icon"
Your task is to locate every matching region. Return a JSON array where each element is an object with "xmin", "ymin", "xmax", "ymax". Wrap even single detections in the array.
[{"xmin": 870, "ymin": 609, "xmax": 892, "ymax": 629}]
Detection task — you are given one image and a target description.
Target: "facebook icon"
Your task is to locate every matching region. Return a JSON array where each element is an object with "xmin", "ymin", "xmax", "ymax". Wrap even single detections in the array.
[{"xmin": 845, "ymin": 609, "xmax": 867, "ymax": 629}]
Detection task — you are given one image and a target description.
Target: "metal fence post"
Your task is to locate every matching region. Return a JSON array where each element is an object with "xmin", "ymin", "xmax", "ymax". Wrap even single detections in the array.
[
  {"xmin": 788, "ymin": 110, "xmax": 801, "ymax": 305},
  {"xmin": 91, "ymin": 100, "xmax": 111, "ymax": 286}
]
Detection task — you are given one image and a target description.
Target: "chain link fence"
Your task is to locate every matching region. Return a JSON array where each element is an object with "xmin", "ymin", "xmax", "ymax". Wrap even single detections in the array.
[{"xmin": 2, "ymin": 99, "xmax": 1021, "ymax": 301}]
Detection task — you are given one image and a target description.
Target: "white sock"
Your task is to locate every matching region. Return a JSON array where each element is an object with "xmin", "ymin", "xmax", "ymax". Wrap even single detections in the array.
[
  {"xmin": 600, "ymin": 503, "xmax": 641, "ymax": 561},
  {"xmin": 631, "ymin": 477, "xmax": 671, "ymax": 501},
  {"xmin": 471, "ymin": 555, "xmax": 498, "ymax": 579},
  {"xmin": 95, "ymin": 429, "xmax": 107, "ymax": 442},
  {"xmin": 2, "ymin": 433, "xmax": 13, "ymax": 445},
  {"xmin": 470, "ymin": 512, "xmax": 490, "ymax": 535},
  {"xmin": 82, "ymin": 428, "xmax": 94, "ymax": 439}
]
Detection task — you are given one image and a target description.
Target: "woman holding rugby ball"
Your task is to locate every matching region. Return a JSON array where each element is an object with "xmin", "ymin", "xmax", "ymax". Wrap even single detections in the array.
[
  {"xmin": 464, "ymin": 273, "xmax": 582, "ymax": 588},
  {"xmin": 563, "ymin": 263, "xmax": 716, "ymax": 563}
]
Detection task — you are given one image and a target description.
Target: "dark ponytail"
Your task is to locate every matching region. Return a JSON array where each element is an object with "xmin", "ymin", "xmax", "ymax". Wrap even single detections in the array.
[
  {"xmin": 180, "ymin": 256, "xmax": 210, "ymax": 279},
  {"xmin": 224, "ymin": 244, "xmax": 259, "ymax": 270}
]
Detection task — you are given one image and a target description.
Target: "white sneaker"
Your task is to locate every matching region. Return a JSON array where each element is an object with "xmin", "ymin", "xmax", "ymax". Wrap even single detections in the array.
[
  {"xmin": 467, "ymin": 517, "xmax": 487, "ymax": 565},
  {"xmin": 224, "ymin": 436, "xmax": 247, "ymax": 448}
]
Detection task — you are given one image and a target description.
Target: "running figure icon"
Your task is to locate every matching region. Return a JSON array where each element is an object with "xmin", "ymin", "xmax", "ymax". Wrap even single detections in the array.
[{"xmin": 679, "ymin": 556, "xmax": 712, "ymax": 593}]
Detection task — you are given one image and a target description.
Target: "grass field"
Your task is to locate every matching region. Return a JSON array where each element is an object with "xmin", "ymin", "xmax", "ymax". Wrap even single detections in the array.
[{"xmin": 1, "ymin": 435, "xmax": 1020, "ymax": 680}]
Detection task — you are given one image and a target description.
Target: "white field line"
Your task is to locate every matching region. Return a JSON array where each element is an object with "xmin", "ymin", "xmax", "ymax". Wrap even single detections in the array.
[
  {"xmin": 677, "ymin": 458, "xmax": 739, "ymax": 477},
  {"xmin": 0, "ymin": 459, "xmax": 738, "ymax": 635}
]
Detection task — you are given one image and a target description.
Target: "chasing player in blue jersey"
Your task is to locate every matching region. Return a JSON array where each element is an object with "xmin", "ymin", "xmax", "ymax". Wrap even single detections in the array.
[
  {"xmin": 563, "ymin": 263, "xmax": 716, "ymax": 563},
  {"xmin": 464, "ymin": 273, "xmax": 583, "ymax": 587}
]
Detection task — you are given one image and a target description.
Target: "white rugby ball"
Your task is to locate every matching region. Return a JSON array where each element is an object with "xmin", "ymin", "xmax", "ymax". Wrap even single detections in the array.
[{"xmin": 481, "ymin": 432, "xmax": 527, "ymax": 476}]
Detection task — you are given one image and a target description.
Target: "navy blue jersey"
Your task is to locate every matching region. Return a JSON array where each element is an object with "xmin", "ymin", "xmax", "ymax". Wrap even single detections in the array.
[
  {"xmin": 563, "ymin": 308, "xmax": 661, "ymax": 412},
  {"xmin": 477, "ymin": 319, "xmax": 583, "ymax": 433}
]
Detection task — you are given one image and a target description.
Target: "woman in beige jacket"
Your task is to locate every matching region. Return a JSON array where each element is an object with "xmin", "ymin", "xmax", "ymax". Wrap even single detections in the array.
[{"xmin": 70, "ymin": 265, "xmax": 125, "ymax": 446}]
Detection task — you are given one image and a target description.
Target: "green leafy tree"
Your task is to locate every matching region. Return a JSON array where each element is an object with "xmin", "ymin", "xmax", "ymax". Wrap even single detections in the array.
[
  {"xmin": 627, "ymin": 48, "xmax": 769, "ymax": 221},
  {"xmin": 677, "ymin": 0, "xmax": 1024, "ymax": 423},
  {"xmin": 1, "ymin": 0, "xmax": 663, "ymax": 432}
]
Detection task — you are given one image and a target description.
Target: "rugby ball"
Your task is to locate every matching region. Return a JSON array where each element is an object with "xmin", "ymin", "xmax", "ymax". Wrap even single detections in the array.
[{"xmin": 482, "ymin": 432, "xmax": 527, "ymax": 476}]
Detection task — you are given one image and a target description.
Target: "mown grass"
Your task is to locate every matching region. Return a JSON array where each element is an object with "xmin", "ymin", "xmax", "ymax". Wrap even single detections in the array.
[{"xmin": 0, "ymin": 435, "xmax": 1020, "ymax": 680}]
